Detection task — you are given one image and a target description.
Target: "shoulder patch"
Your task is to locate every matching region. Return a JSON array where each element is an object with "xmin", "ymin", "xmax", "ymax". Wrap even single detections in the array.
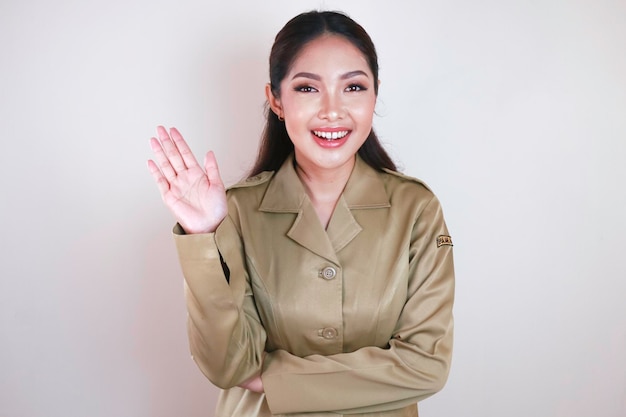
[
  {"xmin": 228, "ymin": 171, "xmax": 274, "ymax": 190},
  {"xmin": 437, "ymin": 235, "xmax": 453, "ymax": 247}
]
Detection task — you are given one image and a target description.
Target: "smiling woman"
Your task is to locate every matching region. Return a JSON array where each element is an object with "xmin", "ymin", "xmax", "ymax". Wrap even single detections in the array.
[
  {"xmin": 147, "ymin": 10, "xmax": 455, "ymax": 417},
  {"xmin": 270, "ymin": 36, "xmax": 376, "ymax": 165},
  {"xmin": 267, "ymin": 34, "xmax": 378, "ymax": 227}
]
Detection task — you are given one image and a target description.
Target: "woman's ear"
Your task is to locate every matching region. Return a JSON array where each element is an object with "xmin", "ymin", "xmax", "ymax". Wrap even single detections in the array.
[{"xmin": 265, "ymin": 83, "xmax": 283, "ymax": 119}]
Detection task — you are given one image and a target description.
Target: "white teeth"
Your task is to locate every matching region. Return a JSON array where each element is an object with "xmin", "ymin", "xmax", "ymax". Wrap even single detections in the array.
[{"xmin": 313, "ymin": 130, "xmax": 349, "ymax": 140}]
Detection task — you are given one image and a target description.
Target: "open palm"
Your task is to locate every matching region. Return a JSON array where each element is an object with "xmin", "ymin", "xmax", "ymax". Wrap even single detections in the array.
[{"xmin": 148, "ymin": 126, "xmax": 227, "ymax": 234}]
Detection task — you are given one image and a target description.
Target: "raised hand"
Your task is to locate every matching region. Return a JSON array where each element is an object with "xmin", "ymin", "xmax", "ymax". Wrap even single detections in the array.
[{"xmin": 147, "ymin": 126, "xmax": 227, "ymax": 234}]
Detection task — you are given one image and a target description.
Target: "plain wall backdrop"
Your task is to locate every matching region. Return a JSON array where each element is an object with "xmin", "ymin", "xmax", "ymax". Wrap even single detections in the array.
[{"xmin": 1, "ymin": 0, "xmax": 625, "ymax": 416}]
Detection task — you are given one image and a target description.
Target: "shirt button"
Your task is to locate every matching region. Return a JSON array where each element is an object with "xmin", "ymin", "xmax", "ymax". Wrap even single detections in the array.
[
  {"xmin": 320, "ymin": 266, "xmax": 337, "ymax": 280},
  {"xmin": 319, "ymin": 327, "xmax": 338, "ymax": 339}
]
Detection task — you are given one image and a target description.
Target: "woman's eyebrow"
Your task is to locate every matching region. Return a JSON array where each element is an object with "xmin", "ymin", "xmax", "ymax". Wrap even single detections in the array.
[
  {"xmin": 341, "ymin": 70, "xmax": 369, "ymax": 80},
  {"xmin": 291, "ymin": 72, "xmax": 321, "ymax": 81},
  {"xmin": 291, "ymin": 70, "xmax": 369, "ymax": 81}
]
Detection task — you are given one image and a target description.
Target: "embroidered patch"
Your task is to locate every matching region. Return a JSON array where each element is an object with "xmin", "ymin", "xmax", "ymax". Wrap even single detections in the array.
[{"xmin": 437, "ymin": 235, "xmax": 453, "ymax": 247}]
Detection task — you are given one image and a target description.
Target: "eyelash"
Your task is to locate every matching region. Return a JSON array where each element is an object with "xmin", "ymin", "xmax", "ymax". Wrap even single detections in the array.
[
  {"xmin": 294, "ymin": 85, "xmax": 317, "ymax": 93},
  {"xmin": 293, "ymin": 84, "xmax": 368, "ymax": 93},
  {"xmin": 346, "ymin": 84, "xmax": 367, "ymax": 92}
]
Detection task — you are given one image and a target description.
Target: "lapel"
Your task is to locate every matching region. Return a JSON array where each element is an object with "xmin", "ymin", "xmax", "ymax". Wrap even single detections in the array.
[{"xmin": 259, "ymin": 155, "xmax": 390, "ymax": 263}]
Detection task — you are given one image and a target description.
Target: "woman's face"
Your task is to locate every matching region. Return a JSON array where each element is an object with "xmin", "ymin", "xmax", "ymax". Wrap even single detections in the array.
[{"xmin": 268, "ymin": 35, "xmax": 377, "ymax": 174}]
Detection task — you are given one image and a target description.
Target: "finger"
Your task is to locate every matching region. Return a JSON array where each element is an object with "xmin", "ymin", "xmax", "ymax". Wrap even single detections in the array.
[
  {"xmin": 147, "ymin": 159, "xmax": 170, "ymax": 196},
  {"xmin": 156, "ymin": 125, "xmax": 188, "ymax": 174},
  {"xmin": 204, "ymin": 151, "xmax": 224, "ymax": 188},
  {"xmin": 149, "ymin": 136, "xmax": 178, "ymax": 181},
  {"xmin": 169, "ymin": 127, "xmax": 201, "ymax": 169}
]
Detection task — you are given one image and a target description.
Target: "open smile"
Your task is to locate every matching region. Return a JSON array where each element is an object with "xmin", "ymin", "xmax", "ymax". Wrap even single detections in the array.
[{"xmin": 312, "ymin": 130, "xmax": 350, "ymax": 140}]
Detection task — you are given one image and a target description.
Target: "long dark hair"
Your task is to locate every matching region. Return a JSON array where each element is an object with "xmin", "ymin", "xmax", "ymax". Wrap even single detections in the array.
[{"xmin": 248, "ymin": 10, "xmax": 396, "ymax": 177}]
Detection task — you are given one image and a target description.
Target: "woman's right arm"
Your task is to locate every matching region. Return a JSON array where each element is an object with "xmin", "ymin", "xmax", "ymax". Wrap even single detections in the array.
[
  {"xmin": 173, "ymin": 217, "xmax": 267, "ymax": 388},
  {"xmin": 148, "ymin": 126, "xmax": 266, "ymax": 388}
]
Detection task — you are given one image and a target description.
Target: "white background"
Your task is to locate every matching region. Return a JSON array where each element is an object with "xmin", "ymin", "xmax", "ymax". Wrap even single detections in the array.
[{"xmin": 1, "ymin": 0, "xmax": 625, "ymax": 416}]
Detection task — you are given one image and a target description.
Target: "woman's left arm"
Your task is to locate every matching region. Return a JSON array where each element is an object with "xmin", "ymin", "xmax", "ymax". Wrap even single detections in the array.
[{"xmin": 261, "ymin": 196, "xmax": 455, "ymax": 415}]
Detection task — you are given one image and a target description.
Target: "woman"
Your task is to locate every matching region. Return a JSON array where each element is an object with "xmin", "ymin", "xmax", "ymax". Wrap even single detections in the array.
[{"xmin": 148, "ymin": 10, "xmax": 454, "ymax": 417}]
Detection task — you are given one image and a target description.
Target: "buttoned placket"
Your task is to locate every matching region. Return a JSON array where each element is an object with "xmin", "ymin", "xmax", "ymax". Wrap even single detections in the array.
[{"xmin": 256, "ymin": 155, "xmax": 391, "ymax": 354}]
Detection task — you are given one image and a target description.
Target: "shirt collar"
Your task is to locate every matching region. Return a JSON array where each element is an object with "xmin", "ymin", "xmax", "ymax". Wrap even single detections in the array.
[{"xmin": 259, "ymin": 154, "xmax": 391, "ymax": 213}]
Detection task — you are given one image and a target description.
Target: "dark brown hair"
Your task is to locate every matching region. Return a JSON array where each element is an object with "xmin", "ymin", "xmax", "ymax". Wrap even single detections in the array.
[{"xmin": 248, "ymin": 10, "xmax": 396, "ymax": 177}]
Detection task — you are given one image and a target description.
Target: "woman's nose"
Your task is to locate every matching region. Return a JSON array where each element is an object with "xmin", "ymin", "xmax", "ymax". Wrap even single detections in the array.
[{"xmin": 318, "ymin": 92, "xmax": 345, "ymax": 121}]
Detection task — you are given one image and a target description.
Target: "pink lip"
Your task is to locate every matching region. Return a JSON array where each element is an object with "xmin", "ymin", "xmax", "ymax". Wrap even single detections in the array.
[{"xmin": 310, "ymin": 130, "xmax": 351, "ymax": 148}]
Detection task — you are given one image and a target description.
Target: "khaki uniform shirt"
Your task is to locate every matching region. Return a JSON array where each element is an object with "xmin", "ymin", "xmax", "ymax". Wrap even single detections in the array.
[{"xmin": 174, "ymin": 155, "xmax": 455, "ymax": 416}]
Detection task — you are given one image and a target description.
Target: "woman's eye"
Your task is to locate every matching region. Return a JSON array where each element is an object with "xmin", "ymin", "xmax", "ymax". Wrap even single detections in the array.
[
  {"xmin": 295, "ymin": 85, "xmax": 317, "ymax": 93},
  {"xmin": 346, "ymin": 84, "xmax": 367, "ymax": 92}
]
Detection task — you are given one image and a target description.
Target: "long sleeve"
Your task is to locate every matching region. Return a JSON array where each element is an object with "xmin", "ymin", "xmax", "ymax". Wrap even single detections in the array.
[
  {"xmin": 261, "ymin": 196, "xmax": 455, "ymax": 415},
  {"xmin": 173, "ymin": 215, "xmax": 267, "ymax": 389}
]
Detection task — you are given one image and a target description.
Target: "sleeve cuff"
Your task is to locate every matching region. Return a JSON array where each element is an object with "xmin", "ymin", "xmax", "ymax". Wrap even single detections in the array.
[{"xmin": 172, "ymin": 223, "xmax": 221, "ymax": 261}]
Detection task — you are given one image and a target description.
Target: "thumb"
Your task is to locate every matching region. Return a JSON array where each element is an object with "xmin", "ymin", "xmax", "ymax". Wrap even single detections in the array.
[{"xmin": 204, "ymin": 151, "xmax": 224, "ymax": 187}]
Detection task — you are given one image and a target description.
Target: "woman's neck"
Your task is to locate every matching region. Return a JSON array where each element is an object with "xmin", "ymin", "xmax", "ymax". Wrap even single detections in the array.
[{"xmin": 294, "ymin": 156, "xmax": 356, "ymax": 228}]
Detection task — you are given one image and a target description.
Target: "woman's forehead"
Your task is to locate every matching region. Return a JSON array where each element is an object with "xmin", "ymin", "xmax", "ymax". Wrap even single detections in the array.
[{"xmin": 286, "ymin": 35, "xmax": 372, "ymax": 79}]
